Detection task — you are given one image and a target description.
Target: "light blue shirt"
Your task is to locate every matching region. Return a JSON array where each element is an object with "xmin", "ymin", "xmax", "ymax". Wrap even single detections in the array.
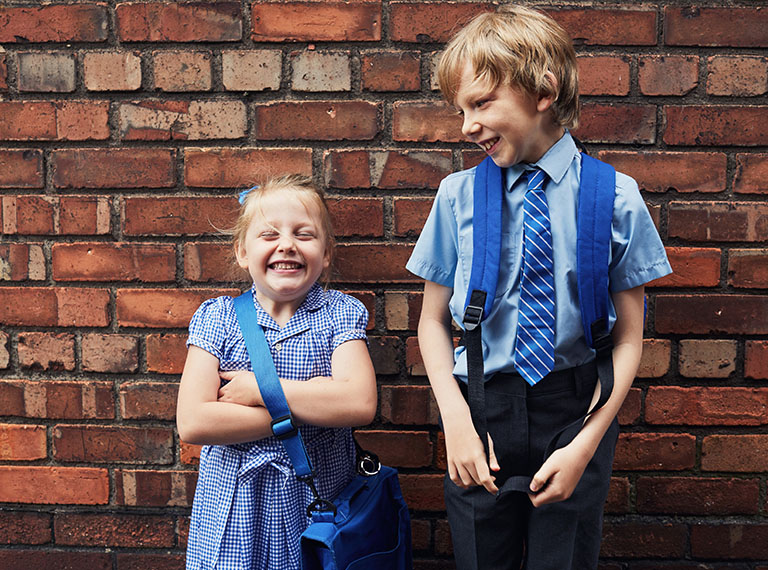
[{"xmin": 406, "ymin": 132, "xmax": 672, "ymax": 381}]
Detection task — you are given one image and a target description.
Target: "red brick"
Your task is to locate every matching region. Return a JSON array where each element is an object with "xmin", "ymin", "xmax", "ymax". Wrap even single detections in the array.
[
  {"xmin": 53, "ymin": 243, "xmax": 175, "ymax": 282},
  {"xmin": 184, "ymin": 243, "xmax": 237, "ymax": 282},
  {"xmin": 255, "ymin": 101, "xmax": 380, "ymax": 141},
  {"xmin": 649, "ymin": 247, "xmax": 721, "ymax": 288},
  {"xmin": 54, "ymin": 513, "xmax": 175, "ymax": 547},
  {"xmin": 0, "ymin": 101, "xmax": 108, "ymax": 141},
  {"xmin": 347, "ymin": 291, "xmax": 376, "ymax": 331},
  {"xmin": 0, "ymin": 466, "xmax": 109, "ymax": 504},
  {"xmin": 577, "ymin": 55, "xmax": 630, "ymax": 96},
  {"xmin": 84, "ymin": 51, "xmax": 142, "ymax": 91},
  {"xmin": 328, "ymin": 198, "xmax": 384, "ymax": 238},
  {"xmin": 399, "ymin": 474, "xmax": 444, "ymax": 511},
  {"xmin": 53, "ymin": 148, "xmax": 175, "ymax": 189},
  {"xmin": 380, "ymin": 385, "xmax": 439, "ymax": 425},
  {"xmin": 393, "ymin": 102, "xmax": 463, "ymax": 143},
  {"xmin": 745, "ymin": 341, "xmax": 768, "ymax": 380},
  {"xmin": 116, "ymin": 553, "xmax": 185, "ymax": 570},
  {"xmin": 53, "ymin": 425, "xmax": 173, "ymax": 464},
  {"xmin": 575, "ymin": 103, "xmax": 656, "ymax": 144},
  {"xmin": 116, "ymin": 469, "xmax": 196, "ymax": 507},
  {"xmin": 638, "ymin": 55, "xmax": 698, "ymax": 96},
  {"xmin": 0, "ymin": 551, "xmax": 111, "ymax": 570},
  {"xmin": 668, "ymin": 202, "xmax": 768, "ymax": 242},
  {"xmin": 252, "ymin": 1, "xmax": 381, "ymax": 42},
  {"xmin": 82, "ymin": 334, "xmax": 139, "ymax": 373},
  {"xmin": 2, "ymin": 380, "xmax": 115, "ymax": 420},
  {"xmin": 354, "ymin": 430, "xmax": 432, "ymax": 468},
  {"xmin": 366, "ymin": 336, "xmax": 401, "ymax": 375},
  {"xmin": 117, "ymin": 2, "xmax": 242, "ymax": 42},
  {"xmin": 601, "ymin": 522, "xmax": 688, "ymax": 558},
  {"xmin": 549, "ymin": 8, "xmax": 657, "ymax": 46},
  {"xmin": 120, "ymin": 382, "xmax": 178, "ymax": 420},
  {"xmin": 18, "ymin": 332, "xmax": 75, "ymax": 371},
  {"xmin": 58, "ymin": 287, "xmax": 111, "ymax": 327},
  {"xmin": 637, "ymin": 476, "xmax": 759, "ymax": 515},
  {"xmin": 647, "ymin": 387, "xmax": 767, "ymax": 426},
  {"xmin": 405, "ymin": 336, "xmax": 427, "ymax": 376},
  {"xmin": 377, "ymin": 150, "xmax": 451, "ymax": 189},
  {"xmin": 185, "ymin": 147, "xmax": 312, "ymax": 188},
  {"xmin": 665, "ymin": 106, "xmax": 768, "ymax": 146},
  {"xmin": 0, "ymin": 288, "xmax": 56, "ymax": 326},
  {"xmin": 60, "ymin": 196, "xmax": 112, "ymax": 234},
  {"xmin": 708, "ymin": 56, "xmax": 768, "ymax": 97},
  {"xmin": 2, "ymin": 196, "xmax": 53, "ymax": 234},
  {"xmin": 116, "ymin": 288, "xmax": 235, "ymax": 328},
  {"xmin": 384, "ymin": 292, "xmax": 422, "ymax": 331},
  {"xmin": 679, "ymin": 340, "xmax": 737, "ymax": 378},
  {"xmin": 0, "ymin": 149, "xmax": 43, "ymax": 188},
  {"xmin": 0, "ymin": 54, "xmax": 5, "ymax": 90},
  {"xmin": 617, "ymin": 387, "xmax": 641, "ymax": 426},
  {"xmin": 222, "ymin": 50, "xmax": 282, "ymax": 91},
  {"xmin": 0, "ymin": 5, "xmax": 109, "ymax": 43},
  {"xmin": 335, "ymin": 244, "xmax": 414, "ymax": 282},
  {"xmin": 691, "ymin": 524, "xmax": 768, "ymax": 559},
  {"xmin": 180, "ymin": 442, "xmax": 202, "ymax": 465},
  {"xmin": 394, "ymin": 198, "xmax": 433, "ymax": 238},
  {"xmin": 656, "ymin": 294, "xmax": 768, "ymax": 335},
  {"xmin": 291, "ymin": 50, "xmax": 351, "ymax": 92},
  {"xmin": 389, "ymin": 2, "xmax": 489, "ymax": 43},
  {"xmin": 702, "ymin": 435, "xmax": 768, "ymax": 472},
  {"xmin": 119, "ymin": 100, "xmax": 247, "ymax": 140},
  {"xmin": 0, "ymin": 512, "xmax": 51, "ymax": 545},
  {"xmin": 614, "ymin": 433, "xmax": 696, "ymax": 471},
  {"xmin": 665, "ymin": 7, "xmax": 768, "ymax": 47},
  {"xmin": 411, "ymin": 518, "xmax": 432, "ymax": 552},
  {"xmin": 0, "ymin": 244, "xmax": 45, "ymax": 281},
  {"xmin": 324, "ymin": 150, "xmax": 372, "ymax": 188},
  {"xmin": 0, "ymin": 332, "xmax": 8, "ymax": 370},
  {"xmin": 735, "ymin": 153, "xmax": 768, "ymax": 194},
  {"xmin": 18, "ymin": 52, "xmax": 75, "ymax": 92},
  {"xmin": 147, "ymin": 333, "xmax": 188, "ymax": 374},
  {"xmin": 0, "ymin": 381, "xmax": 23, "ymax": 415},
  {"xmin": 635, "ymin": 337, "xmax": 672, "ymax": 379},
  {"xmin": 0, "ymin": 424, "xmax": 47, "ymax": 460},
  {"xmin": 362, "ymin": 51, "xmax": 421, "ymax": 92},
  {"xmin": 153, "ymin": 50, "xmax": 212, "ymax": 91},
  {"xmin": 123, "ymin": 197, "xmax": 235, "ymax": 236},
  {"xmin": 604, "ymin": 477, "xmax": 630, "ymax": 514}
]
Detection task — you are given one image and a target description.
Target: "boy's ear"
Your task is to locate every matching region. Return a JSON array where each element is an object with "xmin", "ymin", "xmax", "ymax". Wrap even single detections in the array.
[{"xmin": 537, "ymin": 71, "xmax": 559, "ymax": 113}]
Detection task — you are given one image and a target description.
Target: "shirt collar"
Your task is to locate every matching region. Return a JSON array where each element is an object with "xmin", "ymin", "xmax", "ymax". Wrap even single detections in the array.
[
  {"xmin": 504, "ymin": 130, "xmax": 578, "ymax": 191},
  {"xmin": 249, "ymin": 282, "xmax": 328, "ymax": 332}
]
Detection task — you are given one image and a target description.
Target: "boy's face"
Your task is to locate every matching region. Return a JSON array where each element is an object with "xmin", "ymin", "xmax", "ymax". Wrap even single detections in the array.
[{"xmin": 454, "ymin": 63, "xmax": 564, "ymax": 167}]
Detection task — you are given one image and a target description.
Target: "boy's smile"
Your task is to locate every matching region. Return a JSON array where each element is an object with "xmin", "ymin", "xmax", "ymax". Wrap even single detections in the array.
[{"xmin": 454, "ymin": 63, "xmax": 564, "ymax": 168}]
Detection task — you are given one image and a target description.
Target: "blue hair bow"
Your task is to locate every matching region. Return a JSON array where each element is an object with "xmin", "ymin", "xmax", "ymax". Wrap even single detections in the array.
[{"xmin": 238, "ymin": 185, "xmax": 259, "ymax": 205}]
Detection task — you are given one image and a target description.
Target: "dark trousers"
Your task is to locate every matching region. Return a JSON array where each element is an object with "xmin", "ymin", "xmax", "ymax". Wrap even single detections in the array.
[{"xmin": 444, "ymin": 362, "xmax": 619, "ymax": 570}]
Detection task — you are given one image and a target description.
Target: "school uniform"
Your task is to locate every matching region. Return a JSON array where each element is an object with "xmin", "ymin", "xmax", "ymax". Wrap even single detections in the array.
[
  {"xmin": 185, "ymin": 283, "xmax": 368, "ymax": 570},
  {"xmin": 406, "ymin": 132, "xmax": 672, "ymax": 569}
]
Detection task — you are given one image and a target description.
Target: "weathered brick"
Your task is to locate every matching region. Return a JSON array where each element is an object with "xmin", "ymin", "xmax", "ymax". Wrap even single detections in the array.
[
  {"xmin": 366, "ymin": 336, "xmax": 401, "ymax": 376},
  {"xmin": 577, "ymin": 55, "xmax": 630, "ymax": 96},
  {"xmin": 116, "ymin": 553, "xmax": 185, "ymax": 570},
  {"xmin": 575, "ymin": 103, "xmax": 656, "ymax": 144},
  {"xmin": 668, "ymin": 202, "xmax": 768, "ymax": 242},
  {"xmin": 392, "ymin": 102, "xmax": 463, "ymax": 142},
  {"xmin": 0, "ymin": 54, "xmax": 6, "ymax": 90},
  {"xmin": 604, "ymin": 477, "xmax": 630, "ymax": 514},
  {"xmin": 638, "ymin": 55, "xmax": 698, "ymax": 96},
  {"xmin": 54, "ymin": 513, "xmax": 175, "ymax": 547},
  {"xmin": 84, "ymin": 51, "xmax": 142, "ymax": 91},
  {"xmin": 115, "ymin": 469, "xmax": 196, "ymax": 507},
  {"xmin": 702, "ymin": 435, "xmax": 768, "ymax": 472},
  {"xmin": 53, "ymin": 243, "xmax": 175, "ymax": 282},
  {"xmin": 58, "ymin": 287, "xmax": 112, "ymax": 327},
  {"xmin": 183, "ymin": 243, "xmax": 236, "ymax": 282},
  {"xmin": 328, "ymin": 198, "xmax": 384, "ymax": 238},
  {"xmin": 0, "ymin": 244, "xmax": 45, "ymax": 281},
  {"xmin": 657, "ymin": 294, "xmax": 768, "ymax": 335},
  {"xmin": 0, "ymin": 551, "xmax": 111, "ymax": 570},
  {"xmin": 335, "ymin": 244, "xmax": 414, "ymax": 282},
  {"xmin": 255, "ymin": 101, "xmax": 380, "ymax": 141},
  {"xmin": 618, "ymin": 388, "xmax": 642, "ymax": 425},
  {"xmin": 549, "ymin": 8, "xmax": 657, "ymax": 46},
  {"xmin": 53, "ymin": 148, "xmax": 175, "ymax": 189},
  {"xmin": 82, "ymin": 334, "xmax": 139, "ymax": 373},
  {"xmin": 184, "ymin": 148, "xmax": 312, "ymax": 188},
  {"xmin": 373, "ymin": 150, "xmax": 451, "ymax": 189},
  {"xmin": 18, "ymin": 53, "xmax": 75, "ymax": 92},
  {"xmin": 394, "ymin": 198, "xmax": 433, "ymax": 238},
  {"xmin": 614, "ymin": 433, "xmax": 696, "ymax": 471},
  {"xmin": 117, "ymin": 2, "xmax": 242, "ymax": 42},
  {"xmin": 362, "ymin": 51, "xmax": 421, "ymax": 92},
  {"xmin": 735, "ymin": 153, "xmax": 768, "ymax": 194},
  {"xmin": 222, "ymin": 50, "xmax": 282, "ymax": 91},
  {"xmin": 0, "ymin": 150, "xmax": 43, "ymax": 188},
  {"xmin": 60, "ymin": 196, "xmax": 112, "ymax": 235},
  {"xmin": 649, "ymin": 247, "xmax": 720, "ymax": 288},
  {"xmin": 323, "ymin": 150, "xmax": 371, "ymax": 188},
  {"xmin": 399, "ymin": 474, "xmax": 445, "ymax": 511},
  {"xmin": 355, "ymin": 430, "xmax": 432, "ymax": 468},
  {"xmin": 679, "ymin": 339, "xmax": 737, "ymax": 378},
  {"xmin": 252, "ymin": 1, "xmax": 381, "ymax": 42},
  {"xmin": 0, "ymin": 512, "xmax": 51, "ymax": 545},
  {"xmin": 692, "ymin": 524, "xmax": 768, "ymax": 560},
  {"xmin": 18, "ymin": 332, "xmax": 75, "ymax": 371},
  {"xmin": 120, "ymin": 382, "xmax": 178, "ymax": 420},
  {"xmin": 147, "ymin": 334, "xmax": 188, "ymax": 374},
  {"xmin": 4, "ymin": 195, "xmax": 108, "ymax": 236},
  {"xmin": 601, "ymin": 522, "xmax": 688, "ymax": 558},
  {"xmin": 119, "ymin": 100, "xmax": 247, "ymax": 140},
  {"xmin": 53, "ymin": 425, "xmax": 173, "ymax": 464},
  {"xmin": 153, "ymin": 50, "xmax": 212, "ymax": 91},
  {"xmin": 291, "ymin": 50, "xmax": 351, "ymax": 92},
  {"xmin": 745, "ymin": 341, "xmax": 768, "ymax": 380},
  {"xmin": 2, "ymin": 380, "xmax": 115, "ymax": 420},
  {"xmin": 116, "ymin": 288, "xmax": 234, "ymax": 328},
  {"xmin": 380, "ymin": 385, "xmax": 439, "ymax": 425},
  {"xmin": 0, "ymin": 332, "xmax": 8, "ymax": 369},
  {"xmin": 0, "ymin": 288, "xmax": 56, "ymax": 326},
  {"xmin": 123, "ymin": 197, "xmax": 236, "ymax": 236},
  {"xmin": 405, "ymin": 336, "xmax": 426, "ymax": 376},
  {"xmin": 0, "ymin": 466, "xmax": 109, "ymax": 504},
  {"xmin": 0, "ymin": 101, "xmax": 109, "ymax": 141},
  {"xmin": 637, "ymin": 476, "xmax": 759, "ymax": 515},
  {"xmin": 646, "ymin": 387, "xmax": 767, "ymax": 426},
  {"xmin": 384, "ymin": 292, "xmax": 422, "ymax": 331},
  {"xmin": 0, "ymin": 5, "xmax": 109, "ymax": 43},
  {"xmin": 389, "ymin": 2, "xmax": 489, "ymax": 43},
  {"xmin": 729, "ymin": 249, "xmax": 768, "ymax": 289},
  {"xmin": 180, "ymin": 442, "xmax": 202, "ymax": 465},
  {"xmin": 1, "ymin": 196, "xmax": 54, "ymax": 235},
  {"xmin": 707, "ymin": 56, "xmax": 768, "ymax": 97},
  {"xmin": 0, "ymin": 424, "xmax": 47, "ymax": 461},
  {"xmin": 665, "ymin": 6, "xmax": 768, "ymax": 47},
  {"xmin": 665, "ymin": 106, "xmax": 768, "ymax": 146}
]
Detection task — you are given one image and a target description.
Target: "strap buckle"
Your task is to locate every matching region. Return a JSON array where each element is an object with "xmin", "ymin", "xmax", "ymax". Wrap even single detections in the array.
[
  {"xmin": 463, "ymin": 304, "xmax": 483, "ymax": 331},
  {"xmin": 270, "ymin": 415, "xmax": 298, "ymax": 441},
  {"xmin": 590, "ymin": 318, "xmax": 613, "ymax": 356}
]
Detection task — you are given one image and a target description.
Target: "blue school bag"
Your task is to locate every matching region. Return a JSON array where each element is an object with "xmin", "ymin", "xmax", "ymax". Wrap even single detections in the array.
[{"xmin": 462, "ymin": 152, "xmax": 617, "ymax": 495}]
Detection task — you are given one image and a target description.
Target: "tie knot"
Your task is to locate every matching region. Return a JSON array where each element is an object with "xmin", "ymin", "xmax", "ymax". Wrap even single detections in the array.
[{"xmin": 526, "ymin": 168, "xmax": 546, "ymax": 191}]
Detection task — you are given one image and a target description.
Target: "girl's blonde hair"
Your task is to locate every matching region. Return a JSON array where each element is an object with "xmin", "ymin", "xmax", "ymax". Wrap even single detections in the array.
[
  {"xmin": 438, "ymin": 5, "xmax": 580, "ymax": 129},
  {"xmin": 232, "ymin": 173, "xmax": 335, "ymax": 281}
]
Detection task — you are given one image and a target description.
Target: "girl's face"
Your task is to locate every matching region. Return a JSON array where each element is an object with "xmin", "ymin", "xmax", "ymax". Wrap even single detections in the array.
[{"xmin": 236, "ymin": 189, "xmax": 330, "ymax": 316}]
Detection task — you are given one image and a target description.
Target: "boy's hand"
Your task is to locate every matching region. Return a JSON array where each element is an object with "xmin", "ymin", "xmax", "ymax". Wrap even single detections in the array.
[
  {"xmin": 445, "ymin": 426, "xmax": 500, "ymax": 494},
  {"xmin": 528, "ymin": 441, "xmax": 591, "ymax": 507},
  {"xmin": 218, "ymin": 370, "xmax": 263, "ymax": 407}
]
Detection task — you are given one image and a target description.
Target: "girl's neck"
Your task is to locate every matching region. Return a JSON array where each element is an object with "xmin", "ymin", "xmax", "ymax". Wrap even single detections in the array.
[{"xmin": 255, "ymin": 292, "xmax": 305, "ymax": 328}]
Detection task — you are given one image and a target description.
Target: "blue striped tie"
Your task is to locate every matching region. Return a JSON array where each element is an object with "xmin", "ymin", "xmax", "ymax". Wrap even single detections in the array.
[{"xmin": 514, "ymin": 168, "xmax": 555, "ymax": 385}]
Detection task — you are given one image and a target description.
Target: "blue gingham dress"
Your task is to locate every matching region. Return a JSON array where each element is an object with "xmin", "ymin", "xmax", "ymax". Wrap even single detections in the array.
[{"xmin": 185, "ymin": 283, "xmax": 367, "ymax": 570}]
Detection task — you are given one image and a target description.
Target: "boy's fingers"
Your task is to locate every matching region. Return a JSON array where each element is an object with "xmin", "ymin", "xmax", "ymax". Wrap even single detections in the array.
[
  {"xmin": 487, "ymin": 435, "xmax": 500, "ymax": 472},
  {"xmin": 529, "ymin": 463, "xmax": 554, "ymax": 495}
]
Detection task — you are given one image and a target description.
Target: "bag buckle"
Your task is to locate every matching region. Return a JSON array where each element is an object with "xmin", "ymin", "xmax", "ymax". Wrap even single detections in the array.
[
  {"xmin": 462, "ymin": 304, "xmax": 483, "ymax": 331},
  {"xmin": 270, "ymin": 415, "xmax": 298, "ymax": 440}
]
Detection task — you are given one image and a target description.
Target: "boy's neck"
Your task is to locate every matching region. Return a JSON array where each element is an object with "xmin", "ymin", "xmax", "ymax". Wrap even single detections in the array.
[{"xmin": 525, "ymin": 124, "xmax": 565, "ymax": 166}]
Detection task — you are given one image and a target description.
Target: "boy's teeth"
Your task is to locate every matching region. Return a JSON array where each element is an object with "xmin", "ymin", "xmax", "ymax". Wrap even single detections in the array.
[{"xmin": 482, "ymin": 138, "xmax": 498, "ymax": 151}]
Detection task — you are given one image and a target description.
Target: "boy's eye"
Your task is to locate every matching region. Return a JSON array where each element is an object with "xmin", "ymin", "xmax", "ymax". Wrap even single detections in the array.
[{"xmin": 475, "ymin": 99, "xmax": 489, "ymax": 109}]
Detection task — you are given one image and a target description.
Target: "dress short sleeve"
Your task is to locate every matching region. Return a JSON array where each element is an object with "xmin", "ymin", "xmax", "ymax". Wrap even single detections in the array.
[
  {"xmin": 186, "ymin": 296, "xmax": 234, "ymax": 361},
  {"xmin": 327, "ymin": 292, "xmax": 369, "ymax": 351}
]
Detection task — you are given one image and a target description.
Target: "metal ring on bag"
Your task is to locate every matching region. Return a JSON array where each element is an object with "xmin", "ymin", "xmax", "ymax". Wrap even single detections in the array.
[{"xmin": 357, "ymin": 452, "xmax": 381, "ymax": 476}]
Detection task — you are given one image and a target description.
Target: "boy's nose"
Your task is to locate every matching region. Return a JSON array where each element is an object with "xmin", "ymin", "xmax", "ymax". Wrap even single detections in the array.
[{"xmin": 461, "ymin": 114, "xmax": 480, "ymax": 138}]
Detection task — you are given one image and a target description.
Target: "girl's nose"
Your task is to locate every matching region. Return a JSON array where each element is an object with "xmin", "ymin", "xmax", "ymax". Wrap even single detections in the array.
[{"xmin": 277, "ymin": 232, "xmax": 297, "ymax": 252}]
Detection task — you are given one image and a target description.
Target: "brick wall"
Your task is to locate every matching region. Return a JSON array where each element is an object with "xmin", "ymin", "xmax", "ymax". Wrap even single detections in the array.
[{"xmin": 1, "ymin": 1, "xmax": 767, "ymax": 568}]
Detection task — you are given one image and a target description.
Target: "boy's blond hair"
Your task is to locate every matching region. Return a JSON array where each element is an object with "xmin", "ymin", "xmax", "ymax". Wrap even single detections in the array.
[{"xmin": 438, "ymin": 5, "xmax": 579, "ymax": 129}]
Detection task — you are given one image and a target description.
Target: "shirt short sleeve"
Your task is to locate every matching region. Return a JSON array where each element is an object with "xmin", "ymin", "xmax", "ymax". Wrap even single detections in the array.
[
  {"xmin": 187, "ymin": 296, "xmax": 233, "ymax": 360},
  {"xmin": 327, "ymin": 291, "xmax": 369, "ymax": 351}
]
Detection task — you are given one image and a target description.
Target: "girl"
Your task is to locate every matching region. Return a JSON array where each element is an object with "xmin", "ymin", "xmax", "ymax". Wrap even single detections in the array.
[{"xmin": 176, "ymin": 173, "xmax": 377, "ymax": 570}]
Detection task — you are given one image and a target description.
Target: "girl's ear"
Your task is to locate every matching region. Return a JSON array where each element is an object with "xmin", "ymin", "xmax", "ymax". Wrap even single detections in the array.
[
  {"xmin": 234, "ymin": 241, "xmax": 249, "ymax": 269},
  {"xmin": 537, "ymin": 71, "xmax": 559, "ymax": 113}
]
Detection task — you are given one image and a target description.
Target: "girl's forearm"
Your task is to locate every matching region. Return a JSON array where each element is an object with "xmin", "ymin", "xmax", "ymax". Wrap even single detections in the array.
[{"xmin": 177, "ymin": 401, "xmax": 274, "ymax": 445}]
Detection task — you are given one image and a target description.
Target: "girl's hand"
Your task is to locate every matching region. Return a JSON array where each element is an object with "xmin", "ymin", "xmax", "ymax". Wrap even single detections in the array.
[
  {"xmin": 528, "ymin": 440, "xmax": 591, "ymax": 507},
  {"xmin": 218, "ymin": 370, "xmax": 263, "ymax": 407}
]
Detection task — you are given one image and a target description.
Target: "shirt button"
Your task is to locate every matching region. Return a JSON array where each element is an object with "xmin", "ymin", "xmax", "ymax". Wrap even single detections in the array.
[{"xmin": 274, "ymin": 342, "xmax": 282, "ymax": 352}]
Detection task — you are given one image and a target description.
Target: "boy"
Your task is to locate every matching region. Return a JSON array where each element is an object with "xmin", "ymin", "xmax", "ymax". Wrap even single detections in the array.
[{"xmin": 406, "ymin": 6, "xmax": 672, "ymax": 569}]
